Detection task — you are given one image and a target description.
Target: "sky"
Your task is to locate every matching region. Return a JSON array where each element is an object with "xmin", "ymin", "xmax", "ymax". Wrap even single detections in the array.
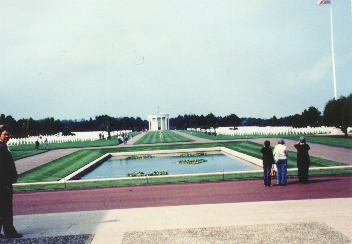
[{"xmin": 1, "ymin": 0, "xmax": 351, "ymax": 121}]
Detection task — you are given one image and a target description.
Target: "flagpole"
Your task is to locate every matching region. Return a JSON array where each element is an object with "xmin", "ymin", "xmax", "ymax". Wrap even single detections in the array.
[{"xmin": 329, "ymin": 3, "xmax": 337, "ymax": 100}]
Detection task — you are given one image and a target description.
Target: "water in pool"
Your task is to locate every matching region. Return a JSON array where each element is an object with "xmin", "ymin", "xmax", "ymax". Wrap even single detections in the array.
[{"xmin": 79, "ymin": 153, "xmax": 260, "ymax": 179}]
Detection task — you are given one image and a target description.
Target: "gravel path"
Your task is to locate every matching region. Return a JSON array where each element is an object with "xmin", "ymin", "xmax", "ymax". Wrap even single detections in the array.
[
  {"xmin": 0, "ymin": 234, "xmax": 93, "ymax": 244},
  {"xmin": 122, "ymin": 222, "xmax": 350, "ymax": 244}
]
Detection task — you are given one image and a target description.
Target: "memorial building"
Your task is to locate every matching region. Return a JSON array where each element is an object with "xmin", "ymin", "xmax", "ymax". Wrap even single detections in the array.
[{"xmin": 148, "ymin": 113, "xmax": 169, "ymax": 131}]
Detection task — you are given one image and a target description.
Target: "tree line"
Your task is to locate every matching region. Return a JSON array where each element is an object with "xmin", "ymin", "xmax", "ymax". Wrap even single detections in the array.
[
  {"xmin": 170, "ymin": 93, "xmax": 351, "ymax": 137},
  {"xmin": 1, "ymin": 93, "xmax": 351, "ymax": 137}
]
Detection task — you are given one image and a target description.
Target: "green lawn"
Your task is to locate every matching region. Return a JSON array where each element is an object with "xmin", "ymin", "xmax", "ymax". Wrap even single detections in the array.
[
  {"xmin": 134, "ymin": 131, "xmax": 192, "ymax": 144},
  {"xmin": 18, "ymin": 149, "xmax": 103, "ymax": 182}
]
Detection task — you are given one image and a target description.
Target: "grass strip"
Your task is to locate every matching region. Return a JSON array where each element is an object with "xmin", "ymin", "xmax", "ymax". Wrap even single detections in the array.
[
  {"xmin": 18, "ymin": 149, "xmax": 104, "ymax": 182},
  {"xmin": 14, "ymin": 168, "xmax": 352, "ymax": 192},
  {"xmin": 134, "ymin": 131, "xmax": 192, "ymax": 144}
]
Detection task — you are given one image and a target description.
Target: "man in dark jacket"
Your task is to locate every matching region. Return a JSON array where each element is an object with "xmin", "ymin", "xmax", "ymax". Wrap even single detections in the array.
[
  {"xmin": 294, "ymin": 136, "xmax": 311, "ymax": 184},
  {"xmin": 261, "ymin": 140, "xmax": 275, "ymax": 186},
  {"xmin": 0, "ymin": 125, "xmax": 22, "ymax": 238}
]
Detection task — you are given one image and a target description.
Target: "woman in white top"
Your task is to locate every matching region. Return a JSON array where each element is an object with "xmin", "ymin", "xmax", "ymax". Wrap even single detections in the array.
[{"xmin": 273, "ymin": 139, "xmax": 288, "ymax": 185}]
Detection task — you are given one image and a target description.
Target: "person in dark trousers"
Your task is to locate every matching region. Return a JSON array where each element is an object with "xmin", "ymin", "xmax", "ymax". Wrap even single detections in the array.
[
  {"xmin": 294, "ymin": 136, "xmax": 310, "ymax": 184},
  {"xmin": 35, "ymin": 139, "xmax": 39, "ymax": 150},
  {"xmin": 261, "ymin": 140, "xmax": 275, "ymax": 186},
  {"xmin": 0, "ymin": 125, "xmax": 22, "ymax": 238}
]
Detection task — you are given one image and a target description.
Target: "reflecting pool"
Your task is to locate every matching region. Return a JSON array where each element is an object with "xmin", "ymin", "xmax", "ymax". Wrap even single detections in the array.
[{"xmin": 79, "ymin": 153, "xmax": 261, "ymax": 180}]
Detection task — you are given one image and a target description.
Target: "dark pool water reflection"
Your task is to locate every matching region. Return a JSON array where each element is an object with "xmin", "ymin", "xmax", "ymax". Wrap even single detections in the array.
[{"xmin": 80, "ymin": 154, "xmax": 260, "ymax": 179}]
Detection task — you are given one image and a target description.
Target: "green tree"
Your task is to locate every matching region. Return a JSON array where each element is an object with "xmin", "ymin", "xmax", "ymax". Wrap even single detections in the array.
[
  {"xmin": 224, "ymin": 114, "xmax": 241, "ymax": 127},
  {"xmin": 0, "ymin": 114, "xmax": 6, "ymax": 124},
  {"xmin": 205, "ymin": 113, "xmax": 217, "ymax": 128},
  {"xmin": 342, "ymin": 94, "xmax": 352, "ymax": 136},
  {"xmin": 301, "ymin": 106, "xmax": 321, "ymax": 126},
  {"xmin": 324, "ymin": 94, "xmax": 352, "ymax": 137},
  {"xmin": 271, "ymin": 115, "xmax": 278, "ymax": 126}
]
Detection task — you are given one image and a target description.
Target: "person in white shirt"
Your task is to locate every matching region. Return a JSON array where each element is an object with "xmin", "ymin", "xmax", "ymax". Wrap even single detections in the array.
[{"xmin": 273, "ymin": 139, "xmax": 288, "ymax": 185}]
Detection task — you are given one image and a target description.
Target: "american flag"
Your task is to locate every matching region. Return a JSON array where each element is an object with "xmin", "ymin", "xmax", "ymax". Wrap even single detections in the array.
[{"xmin": 318, "ymin": 0, "xmax": 331, "ymax": 5}]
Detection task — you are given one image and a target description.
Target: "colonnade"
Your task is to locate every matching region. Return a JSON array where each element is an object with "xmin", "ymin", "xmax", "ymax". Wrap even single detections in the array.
[{"xmin": 148, "ymin": 113, "xmax": 169, "ymax": 131}]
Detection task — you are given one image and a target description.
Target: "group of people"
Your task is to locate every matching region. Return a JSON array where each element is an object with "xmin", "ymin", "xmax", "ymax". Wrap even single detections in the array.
[
  {"xmin": 118, "ymin": 132, "xmax": 132, "ymax": 145},
  {"xmin": 34, "ymin": 138, "xmax": 49, "ymax": 150},
  {"xmin": 98, "ymin": 132, "xmax": 105, "ymax": 140},
  {"xmin": 261, "ymin": 137, "xmax": 310, "ymax": 186}
]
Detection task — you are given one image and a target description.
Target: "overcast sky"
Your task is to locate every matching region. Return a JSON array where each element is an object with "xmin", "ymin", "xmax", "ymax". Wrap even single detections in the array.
[{"xmin": 1, "ymin": 0, "xmax": 351, "ymax": 121}]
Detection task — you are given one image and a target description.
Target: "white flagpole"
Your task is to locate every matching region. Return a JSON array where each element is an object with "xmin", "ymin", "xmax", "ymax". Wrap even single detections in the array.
[{"xmin": 329, "ymin": 3, "xmax": 337, "ymax": 100}]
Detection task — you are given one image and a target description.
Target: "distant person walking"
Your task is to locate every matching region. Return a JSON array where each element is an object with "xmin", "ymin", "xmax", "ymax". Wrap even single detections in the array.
[
  {"xmin": 44, "ymin": 138, "xmax": 49, "ymax": 150},
  {"xmin": 35, "ymin": 139, "xmax": 39, "ymax": 150},
  {"xmin": 124, "ymin": 134, "xmax": 128, "ymax": 145},
  {"xmin": 261, "ymin": 140, "xmax": 275, "ymax": 187},
  {"xmin": 0, "ymin": 125, "xmax": 22, "ymax": 238},
  {"xmin": 159, "ymin": 130, "xmax": 163, "ymax": 138},
  {"xmin": 273, "ymin": 139, "xmax": 288, "ymax": 185},
  {"xmin": 294, "ymin": 136, "xmax": 310, "ymax": 184}
]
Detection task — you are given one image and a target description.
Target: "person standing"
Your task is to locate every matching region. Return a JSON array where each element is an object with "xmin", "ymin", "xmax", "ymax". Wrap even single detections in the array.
[
  {"xmin": 35, "ymin": 139, "xmax": 39, "ymax": 150},
  {"xmin": 0, "ymin": 125, "xmax": 22, "ymax": 238},
  {"xmin": 261, "ymin": 140, "xmax": 275, "ymax": 186},
  {"xmin": 44, "ymin": 138, "xmax": 49, "ymax": 150},
  {"xmin": 294, "ymin": 136, "xmax": 310, "ymax": 184},
  {"xmin": 273, "ymin": 139, "xmax": 288, "ymax": 185},
  {"xmin": 124, "ymin": 134, "xmax": 128, "ymax": 145}
]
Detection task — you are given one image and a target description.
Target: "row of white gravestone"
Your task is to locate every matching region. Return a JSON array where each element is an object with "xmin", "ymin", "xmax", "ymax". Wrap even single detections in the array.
[
  {"xmin": 7, "ymin": 130, "xmax": 132, "ymax": 146},
  {"xmin": 190, "ymin": 126, "xmax": 344, "ymax": 136}
]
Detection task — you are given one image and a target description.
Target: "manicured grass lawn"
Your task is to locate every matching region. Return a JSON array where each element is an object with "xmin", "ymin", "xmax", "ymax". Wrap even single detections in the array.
[
  {"xmin": 134, "ymin": 131, "xmax": 192, "ymax": 144},
  {"xmin": 18, "ymin": 149, "xmax": 102, "ymax": 183}
]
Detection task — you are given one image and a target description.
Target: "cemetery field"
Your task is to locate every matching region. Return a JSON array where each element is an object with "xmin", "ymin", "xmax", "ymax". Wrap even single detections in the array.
[
  {"xmin": 181, "ymin": 130, "xmax": 352, "ymax": 149},
  {"xmin": 134, "ymin": 130, "xmax": 192, "ymax": 144},
  {"xmin": 10, "ymin": 132, "xmax": 141, "ymax": 161},
  {"xmin": 15, "ymin": 141, "xmax": 351, "ymax": 192}
]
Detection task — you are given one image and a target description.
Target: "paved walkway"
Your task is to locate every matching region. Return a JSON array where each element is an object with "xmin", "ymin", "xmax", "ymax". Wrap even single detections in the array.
[{"xmin": 8, "ymin": 131, "xmax": 352, "ymax": 243}]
